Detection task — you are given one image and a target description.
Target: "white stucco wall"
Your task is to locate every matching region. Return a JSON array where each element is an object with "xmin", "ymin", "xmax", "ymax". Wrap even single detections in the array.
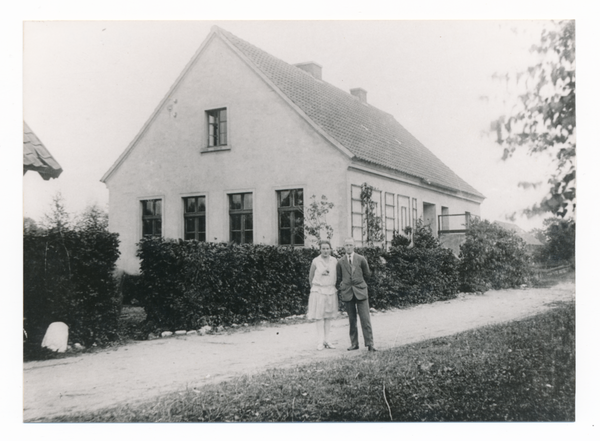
[
  {"xmin": 105, "ymin": 36, "xmax": 350, "ymax": 273},
  {"xmin": 346, "ymin": 165, "xmax": 482, "ymax": 244}
]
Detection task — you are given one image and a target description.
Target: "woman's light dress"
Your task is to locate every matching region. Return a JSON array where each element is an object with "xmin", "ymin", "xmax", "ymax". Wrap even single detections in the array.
[{"xmin": 306, "ymin": 255, "xmax": 339, "ymax": 320}]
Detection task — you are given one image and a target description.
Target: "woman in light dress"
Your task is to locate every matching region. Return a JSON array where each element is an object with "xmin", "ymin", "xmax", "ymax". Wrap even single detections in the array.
[{"xmin": 306, "ymin": 240, "xmax": 339, "ymax": 350}]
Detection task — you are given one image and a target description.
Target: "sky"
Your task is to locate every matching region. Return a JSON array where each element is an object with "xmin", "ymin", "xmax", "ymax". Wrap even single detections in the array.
[{"xmin": 21, "ymin": 19, "xmax": 560, "ymax": 231}]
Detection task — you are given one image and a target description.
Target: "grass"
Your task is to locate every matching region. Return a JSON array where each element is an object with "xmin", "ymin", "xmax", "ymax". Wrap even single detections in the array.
[{"xmin": 46, "ymin": 299, "xmax": 575, "ymax": 423}]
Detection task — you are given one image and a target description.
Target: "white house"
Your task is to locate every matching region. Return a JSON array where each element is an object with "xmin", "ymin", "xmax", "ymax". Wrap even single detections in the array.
[{"xmin": 101, "ymin": 26, "xmax": 484, "ymax": 273}]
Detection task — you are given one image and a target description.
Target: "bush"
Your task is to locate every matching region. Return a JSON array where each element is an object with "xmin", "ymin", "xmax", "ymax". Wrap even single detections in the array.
[
  {"xmin": 23, "ymin": 228, "xmax": 121, "ymax": 350},
  {"xmin": 137, "ymin": 239, "xmax": 319, "ymax": 331},
  {"xmin": 459, "ymin": 219, "xmax": 533, "ymax": 292},
  {"xmin": 534, "ymin": 217, "xmax": 575, "ymax": 267}
]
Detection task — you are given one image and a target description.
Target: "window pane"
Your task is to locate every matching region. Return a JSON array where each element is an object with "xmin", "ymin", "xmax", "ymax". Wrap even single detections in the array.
[
  {"xmin": 198, "ymin": 197, "xmax": 206, "ymax": 212},
  {"xmin": 154, "ymin": 200, "xmax": 161, "ymax": 216},
  {"xmin": 198, "ymin": 216, "xmax": 206, "ymax": 233},
  {"xmin": 279, "ymin": 190, "xmax": 291, "ymax": 207},
  {"xmin": 280, "ymin": 212, "xmax": 291, "ymax": 228},
  {"xmin": 244, "ymin": 214, "xmax": 253, "ymax": 230},
  {"xmin": 293, "ymin": 227, "xmax": 305, "ymax": 245},
  {"xmin": 231, "ymin": 231, "xmax": 242, "ymax": 244},
  {"xmin": 185, "ymin": 218, "xmax": 196, "ymax": 234},
  {"xmin": 142, "ymin": 200, "xmax": 153, "ymax": 216},
  {"xmin": 294, "ymin": 212, "xmax": 304, "ymax": 229},
  {"xmin": 185, "ymin": 198, "xmax": 196, "ymax": 213},
  {"xmin": 244, "ymin": 231, "xmax": 253, "ymax": 244},
  {"xmin": 352, "ymin": 200, "xmax": 362, "ymax": 214},
  {"xmin": 143, "ymin": 219, "xmax": 153, "ymax": 236},
  {"xmin": 219, "ymin": 109, "xmax": 227, "ymax": 121},
  {"xmin": 198, "ymin": 232, "xmax": 206, "ymax": 242},
  {"xmin": 351, "ymin": 185, "xmax": 361, "ymax": 199},
  {"xmin": 154, "ymin": 219, "xmax": 162, "ymax": 236},
  {"xmin": 280, "ymin": 229, "xmax": 291, "ymax": 245},
  {"xmin": 243, "ymin": 193, "xmax": 252, "ymax": 210},
  {"xmin": 230, "ymin": 194, "xmax": 242, "ymax": 210},
  {"xmin": 296, "ymin": 189, "xmax": 303, "ymax": 207},
  {"xmin": 386, "ymin": 193, "xmax": 394, "ymax": 204},
  {"xmin": 219, "ymin": 122, "xmax": 227, "ymax": 145},
  {"xmin": 231, "ymin": 214, "xmax": 242, "ymax": 231}
]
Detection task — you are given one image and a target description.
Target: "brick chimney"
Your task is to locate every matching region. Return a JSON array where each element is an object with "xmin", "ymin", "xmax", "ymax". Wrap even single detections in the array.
[
  {"xmin": 350, "ymin": 88, "xmax": 367, "ymax": 104},
  {"xmin": 294, "ymin": 62, "xmax": 322, "ymax": 80}
]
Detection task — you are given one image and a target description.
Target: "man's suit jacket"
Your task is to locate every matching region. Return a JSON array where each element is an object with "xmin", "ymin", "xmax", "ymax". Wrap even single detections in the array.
[{"xmin": 336, "ymin": 253, "xmax": 372, "ymax": 302}]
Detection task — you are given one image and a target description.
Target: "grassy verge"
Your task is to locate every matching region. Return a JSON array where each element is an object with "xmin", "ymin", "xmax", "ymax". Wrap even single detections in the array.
[{"xmin": 47, "ymin": 300, "xmax": 575, "ymax": 423}]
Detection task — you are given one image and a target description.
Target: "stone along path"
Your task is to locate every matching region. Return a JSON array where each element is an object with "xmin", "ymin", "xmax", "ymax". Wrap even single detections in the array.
[{"xmin": 23, "ymin": 281, "xmax": 574, "ymax": 421}]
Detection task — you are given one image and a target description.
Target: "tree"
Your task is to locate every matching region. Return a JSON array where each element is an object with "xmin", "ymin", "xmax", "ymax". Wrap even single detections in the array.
[
  {"xmin": 535, "ymin": 217, "xmax": 575, "ymax": 266},
  {"xmin": 75, "ymin": 204, "xmax": 109, "ymax": 233},
  {"xmin": 492, "ymin": 20, "xmax": 575, "ymax": 218},
  {"xmin": 360, "ymin": 183, "xmax": 384, "ymax": 246},
  {"xmin": 41, "ymin": 192, "xmax": 71, "ymax": 232},
  {"xmin": 298, "ymin": 195, "xmax": 334, "ymax": 244}
]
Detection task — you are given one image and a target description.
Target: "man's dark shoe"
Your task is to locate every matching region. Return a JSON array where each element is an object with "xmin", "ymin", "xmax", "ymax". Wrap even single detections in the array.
[
  {"xmin": 368, "ymin": 346, "xmax": 378, "ymax": 352},
  {"xmin": 347, "ymin": 345, "xmax": 359, "ymax": 351}
]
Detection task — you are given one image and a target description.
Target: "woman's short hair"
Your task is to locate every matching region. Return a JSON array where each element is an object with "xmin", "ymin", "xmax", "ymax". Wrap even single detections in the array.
[{"xmin": 318, "ymin": 239, "xmax": 332, "ymax": 249}]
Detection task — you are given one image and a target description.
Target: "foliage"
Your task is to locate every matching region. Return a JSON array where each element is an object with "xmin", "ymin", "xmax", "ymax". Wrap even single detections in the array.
[
  {"xmin": 492, "ymin": 20, "xmax": 575, "ymax": 218},
  {"xmin": 41, "ymin": 192, "xmax": 72, "ymax": 232},
  {"xmin": 23, "ymin": 198, "xmax": 121, "ymax": 355},
  {"xmin": 534, "ymin": 217, "xmax": 575, "ymax": 266},
  {"xmin": 75, "ymin": 204, "xmax": 109, "ymax": 233},
  {"xmin": 382, "ymin": 222, "xmax": 460, "ymax": 306},
  {"xmin": 23, "ymin": 228, "xmax": 121, "ymax": 351},
  {"xmin": 299, "ymin": 194, "xmax": 334, "ymax": 244},
  {"xmin": 459, "ymin": 219, "xmax": 533, "ymax": 292},
  {"xmin": 137, "ymin": 239, "xmax": 320, "ymax": 331},
  {"xmin": 53, "ymin": 302, "xmax": 574, "ymax": 422},
  {"xmin": 360, "ymin": 183, "xmax": 384, "ymax": 246}
]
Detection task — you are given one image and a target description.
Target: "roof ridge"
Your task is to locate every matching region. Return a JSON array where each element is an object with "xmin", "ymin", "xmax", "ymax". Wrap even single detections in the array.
[{"xmin": 216, "ymin": 27, "xmax": 483, "ymax": 199}]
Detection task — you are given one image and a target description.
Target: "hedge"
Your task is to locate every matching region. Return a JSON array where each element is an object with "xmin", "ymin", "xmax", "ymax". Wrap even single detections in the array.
[
  {"xmin": 137, "ymin": 223, "xmax": 461, "ymax": 332},
  {"xmin": 23, "ymin": 229, "xmax": 121, "ymax": 350},
  {"xmin": 459, "ymin": 219, "xmax": 533, "ymax": 292}
]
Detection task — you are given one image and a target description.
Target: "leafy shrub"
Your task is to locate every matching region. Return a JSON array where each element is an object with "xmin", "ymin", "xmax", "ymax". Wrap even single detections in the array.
[
  {"xmin": 459, "ymin": 219, "xmax": 533, "ymax": 292},
  {"xmin": 534, "ymin": 217, "xmax": 575, "ymax": 267},
  {"xmin": 23, "ymin": 228, "xmax": 121, "ymax": 350},
  {"xmin": 137, "ymin": 239, "xmax": 319, "ymax": 331}
]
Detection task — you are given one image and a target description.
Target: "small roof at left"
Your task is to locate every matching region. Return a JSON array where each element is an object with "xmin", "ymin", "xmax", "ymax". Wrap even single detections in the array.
[{"xmin": 23, "ymin": 122, "xmax": 63, "ymax": 180}]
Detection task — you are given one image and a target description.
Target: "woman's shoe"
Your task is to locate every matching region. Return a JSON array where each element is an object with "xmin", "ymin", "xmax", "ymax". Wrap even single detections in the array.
[
  {"xmin": 323, "ymin": 342, "xmax": 336, "ymax": 349},
  {"xmin": 317, "ymin": 344, "xmax": 325, "ymax": 351}
]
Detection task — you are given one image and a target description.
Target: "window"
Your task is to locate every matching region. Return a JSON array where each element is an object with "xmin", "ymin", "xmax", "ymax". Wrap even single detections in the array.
[
  {"xmin": 183, "ymin": 196, "xmax": 206, "ymax": 241},
  {"xmin": 141, "ymin": 199, "xmax": 162, "ymax": 238},
  {"xmin": 385, "ymin": 192, "xmax": 395, "ymax": 245},
  {"xmin": 397, "ymin": 195, "xmax": 410, "ymax": 235},
  {"xmin": 350, "ymin": 184, "xmax": 363, "ymax": 245},
  {"xmin": 229, "ymin": 193, "xmax": 253, "ymax": 244},
  {"xmin": 277, "ymin": 189, "xmax": 304, "ymax": 246},
  {"xmin": 207, "ymin": 108, "xmax": 227, "ymax": 147},
  {"xmin": 412, "ymin": 198, "xmax": 418, "ymax": 229}
]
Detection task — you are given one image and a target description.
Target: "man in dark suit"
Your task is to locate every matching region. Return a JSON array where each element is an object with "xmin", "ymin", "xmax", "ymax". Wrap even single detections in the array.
[{"xmin": 336, "ymin": 238, "xmax": 377, "ymax": 352}]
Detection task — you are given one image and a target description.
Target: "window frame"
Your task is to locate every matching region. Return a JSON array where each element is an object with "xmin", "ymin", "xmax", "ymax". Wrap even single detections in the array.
[
  {"xmin": 229, "ymin": 192, "xmax": 253, "ymax": 244},
  {"xmin": 183, "ymin": 195, "xmax": 207, "ymax": 241},
  {"xmin": 206, "ymin": 107, "xmax": 228, "ymax": 148},
  {"xmin": 140, "ymin": 198, "xmax": 163, "ymax": 239},
  {"xmin": 277, "ymin": 189, "xmax": 305, "ymax": 247}
]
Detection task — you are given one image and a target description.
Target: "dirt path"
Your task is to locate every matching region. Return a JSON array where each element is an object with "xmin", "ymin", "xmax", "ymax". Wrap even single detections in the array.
[{"xmin": 23, "ymin": 281, "xmax": 574, "ymax": 422}]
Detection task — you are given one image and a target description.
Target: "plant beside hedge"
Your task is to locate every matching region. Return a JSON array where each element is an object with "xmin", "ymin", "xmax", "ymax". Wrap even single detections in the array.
[
  {"xmin": 458, "ymin": 219, "xmax": 533, "ymax": 292},
  {"xmin": 23, "ymin": 229, "xmax": 121, "ymax": 351},
  {"xmin": 370, "ymin": 222, "xmax": 460, "ymax": 308},
  {"xmin": 137, "ymin": 239, "xmax": 320, "ymax": 330}
]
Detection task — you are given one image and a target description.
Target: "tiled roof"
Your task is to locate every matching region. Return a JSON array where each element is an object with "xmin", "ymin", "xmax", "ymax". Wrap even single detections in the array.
[
  {"xmin": 493, "ymin": 221, "xmax": 543, "ymax": 246},
  {"xmin": 217, "ymin": 27, "xmax": 483, "ymax": 199},
  {"xmin": 23, "ymin": 122, "xmax": 63, "ymax": 180}
]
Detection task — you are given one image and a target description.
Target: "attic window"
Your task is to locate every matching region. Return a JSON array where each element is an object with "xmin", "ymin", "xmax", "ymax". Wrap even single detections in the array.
[{"xmin": 207, "ymin": 108, "xmax": 227, "ymax": 147}]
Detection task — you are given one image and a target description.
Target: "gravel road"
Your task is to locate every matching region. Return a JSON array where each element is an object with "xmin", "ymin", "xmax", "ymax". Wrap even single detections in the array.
[{"xmin": 23, "ymin": 281, "xmax": 574, "ymax": 422}]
